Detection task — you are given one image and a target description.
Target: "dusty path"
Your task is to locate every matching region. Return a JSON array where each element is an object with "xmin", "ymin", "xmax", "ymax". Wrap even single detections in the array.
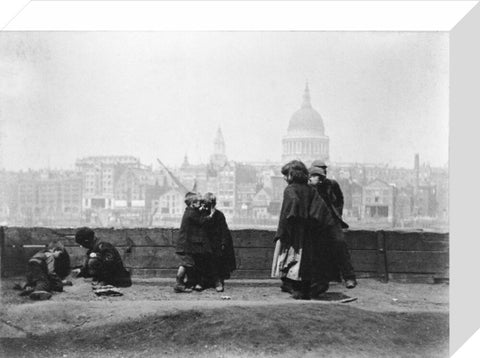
[{"xmin": 0, "ymin": 278, "xmax": 449, "ymax": 357}]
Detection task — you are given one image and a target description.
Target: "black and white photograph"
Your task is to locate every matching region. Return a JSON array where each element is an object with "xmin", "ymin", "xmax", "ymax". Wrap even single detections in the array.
[{"xmin": 1, "ymin": 1, "xmax": 478, "ymax": 357}]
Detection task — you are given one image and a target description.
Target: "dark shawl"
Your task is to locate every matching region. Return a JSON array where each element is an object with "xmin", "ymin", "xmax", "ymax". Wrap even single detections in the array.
[
  {"xmin": 274, "ymin": 183, "xmax": 335, "ymax": 281},
  {"xmin": 275, "ymin": 183, "xmax": 334, "ymax": 249}
]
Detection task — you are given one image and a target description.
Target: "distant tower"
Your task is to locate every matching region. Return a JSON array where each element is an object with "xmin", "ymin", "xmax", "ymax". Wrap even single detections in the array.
[
  {"xmin": 181, "ymin": 153, "xmax": 190, "ymax": 168},
  {"xmin": 414, "ymin": 153, "xmax": 420, "ymax": 188},
  {"xmin": 210, "ymin": 127, "xmax": 228, "ymax": 168},
  {"xmin": 282, "ymin": 83, "xmax": 330, "ymax": 166}
]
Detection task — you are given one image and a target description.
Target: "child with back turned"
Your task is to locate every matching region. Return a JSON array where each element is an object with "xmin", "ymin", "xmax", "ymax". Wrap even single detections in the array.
[{"xmin": 15, "ymin": 243, "xmax": 71, "ymax": 300}]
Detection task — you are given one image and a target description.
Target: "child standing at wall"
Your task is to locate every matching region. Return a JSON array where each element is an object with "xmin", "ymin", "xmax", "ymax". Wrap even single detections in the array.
[
  {"xmin": 202, "ymin": 192, "xmax": 236, "ymax": 292},
  {"xmin": 174, "ymin": 192, "xmax": 215, "ymax": 293}
]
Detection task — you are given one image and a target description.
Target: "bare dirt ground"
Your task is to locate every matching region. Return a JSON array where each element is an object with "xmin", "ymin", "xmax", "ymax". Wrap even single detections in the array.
[{"xmin": 0, "ymin": 278, "xmax": 449, "ymax": 358}]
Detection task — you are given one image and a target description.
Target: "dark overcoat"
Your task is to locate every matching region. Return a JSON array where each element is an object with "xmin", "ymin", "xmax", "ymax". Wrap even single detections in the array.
[
  {"xmin": 79, "ymin": 239, "xmax": 132, "ymax": 287},
  {"xmin": 176, "ymin": 207, "xmax": 212, "ymax": 255},
  {"xmin": 314, "ymin": 179, "xmax": 348, "ymax": 228}
]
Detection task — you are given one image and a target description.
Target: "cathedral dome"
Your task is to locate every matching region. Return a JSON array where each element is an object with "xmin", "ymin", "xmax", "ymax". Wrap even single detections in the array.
[{"xmin": 287, "ymin": 84, "xmax": 325, "ymax": 136}]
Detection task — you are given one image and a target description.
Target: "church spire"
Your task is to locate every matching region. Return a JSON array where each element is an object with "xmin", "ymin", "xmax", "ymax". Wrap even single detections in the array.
[
  {"xmin": 214, "ymin": 126, "xmax": 225, "ymax": 152},
  {"xmin": 301, "ymin": 81, "xmax": 312, "ymax": 108},
  {"xmin": 210, "ymin": 126, "xmax": 227, "ymax": 168}
]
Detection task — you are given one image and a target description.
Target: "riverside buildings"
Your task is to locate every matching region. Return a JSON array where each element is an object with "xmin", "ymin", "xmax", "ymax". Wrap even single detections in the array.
[{"xmin": 0, "ymin": 85, "xmax": 447, "ymax": 230}]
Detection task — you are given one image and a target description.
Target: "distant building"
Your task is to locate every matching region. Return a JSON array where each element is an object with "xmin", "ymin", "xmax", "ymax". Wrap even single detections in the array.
[
  {"xmin": 76, "ymin": 156, "xmax": 140, "ymax": 167},
  {"xmin": 430, "ymin": 167, "xmax": 448, "ymax": 220},
  {"xmin": 214, "ymin": 162, "xmax": 236, "ymax": 219},
  {"xmin": 415, "ymin": 184, "xmax": 438, "ymax": 217},
  {"xmin": 14, "ymin": 170, "xmax": 82, "ymax": 226},
  {"xmin": 57, "ymin": 174, "xmax": 83, "ymax": 225},
  {"xmin": 76, "ymin": 155, "xmax": 141, "ymax": 211},
  {"xmin": 108, "ymin": 166, "xmax": 164, "ymax": 226},
  {"xmin": 337, "ymin": 178, "xmax": 363, "ymax": 220},
  {"xmin": 282, "ymin": 83, "xmax": 329, "ymax": 165},
  {"xmin": 151, "ymin": 187, "xmax": 187, "ymax": 227},
  {"xmin": 0, "ymin": 171, "xmax": 18, "ymax": 224},
  {"xmin": 394, "ymin": 186, "xmax": 414, "ymax": 225},
  {"xmin": 269, "ymin": 176, "xmax": 286, "ymax": 202},
  {"xmin": 234, "ymin": 163, "xmax": 258, "ymax": 215},
  {"xmin": 113, "ymin": 166, "xmax": 156, "ymax": 207},
  {"xmin": 251, "ymin": 187, "xmax": 273, "ymax": 219},
  {"xmin": 361, "ymin": 179, "xmax": 395, "ymax": 222},
  {"xmin": 152, "ymin": 161, "xmax": 190, "ymax": 227},
  {"xmin": 175, "ymin": 156, "xmax": 208, "ymax": 193}
]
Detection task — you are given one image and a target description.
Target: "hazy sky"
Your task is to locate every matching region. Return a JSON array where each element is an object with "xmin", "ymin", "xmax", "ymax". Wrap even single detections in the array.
[{"xmin": 0, "ymin": 32, "xmax": 448, "ymax": 170}]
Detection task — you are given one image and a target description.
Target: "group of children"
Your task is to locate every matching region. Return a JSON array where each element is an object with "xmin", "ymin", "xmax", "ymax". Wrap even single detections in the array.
[
  {"xmin": 14, "ymin": 191, "xmax": 236, "ymax": 300},
  {"xmin": 15, "ymin": 227, "xmax": 132, "ymax": 300},
  {"xmin": 174, "ymin": 192, "xmax": 236, "ymax": 293}
]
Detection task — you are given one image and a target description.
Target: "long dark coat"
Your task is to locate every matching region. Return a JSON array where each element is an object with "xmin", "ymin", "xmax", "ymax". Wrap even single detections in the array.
[
  {"xmin": 79, "ymin": 239, "xmax": 132, "ymax": 287},
  {"xmin": 206, "ymin": 209, "xmax": 236, "ymax": 280},
  {"xmin": 273, "ymin": 183, "xmax": 335, "ymax": 282},
  {"xmin": 312, "ymin": 181, "xmax": 350, "ymax": 281},
  {"xmin": 176, "ymin": 207, "xmax": 212, "ymax": 255}
]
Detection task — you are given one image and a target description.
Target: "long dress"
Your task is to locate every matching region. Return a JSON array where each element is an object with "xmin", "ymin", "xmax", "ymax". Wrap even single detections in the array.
[{"xmin": 271, "ymin": 183, "xmax": 334, "ymax": 283}]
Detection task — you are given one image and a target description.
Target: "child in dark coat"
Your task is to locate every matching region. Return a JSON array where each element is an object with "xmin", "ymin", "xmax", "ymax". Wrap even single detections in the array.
[
  {"xmin": 74, "ymin": 227, "xmax": 132, "ymax": 288},
  {"xmin": 202, "ymin": 193, "xmax": 236, "ymax": 292},
  {"xmin": 174, "ymin": 192, "xmax": 215, "ymax": 293}
]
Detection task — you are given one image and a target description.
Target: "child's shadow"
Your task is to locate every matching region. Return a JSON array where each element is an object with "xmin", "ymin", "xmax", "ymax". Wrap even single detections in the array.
[{"xmin": 313, "ymin": 292, "xmax": 357, "ymax": 303}]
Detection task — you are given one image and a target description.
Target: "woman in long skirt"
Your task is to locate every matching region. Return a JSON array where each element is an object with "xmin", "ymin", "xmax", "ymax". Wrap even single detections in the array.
[{"xmin": 271, "ymin": 160, "xmax": 334, "ymax": 299}]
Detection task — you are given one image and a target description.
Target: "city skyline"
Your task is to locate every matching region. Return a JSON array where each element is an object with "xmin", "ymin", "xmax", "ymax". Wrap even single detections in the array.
[{"xmin": 0, "ymin": 32, "xmax": 449, "ymax": 170}]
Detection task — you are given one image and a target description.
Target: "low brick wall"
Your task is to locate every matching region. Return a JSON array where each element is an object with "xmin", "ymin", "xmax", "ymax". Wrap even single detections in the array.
[{"xmin": 0, "ymin": 227, "xmax": 449, "ymax": 283}]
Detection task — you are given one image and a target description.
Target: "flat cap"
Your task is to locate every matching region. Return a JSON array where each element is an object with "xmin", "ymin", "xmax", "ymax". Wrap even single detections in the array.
[
  {"xmin": 311, "ymin": 159, "xmax": 328, "ymax": 168},
  {"xmin": 309, "ymin": 167, "xmax": 325, "ymax": 176}
]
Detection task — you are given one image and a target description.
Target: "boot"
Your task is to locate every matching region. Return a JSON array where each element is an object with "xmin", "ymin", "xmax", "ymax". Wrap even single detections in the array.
[
  {"xmin": 174, "ymin": 266, "xmax": 191, "ymax": 293},
  {"xmin": 310, "ymin": 282, "xmax": 329, "ymax": 299},
  {"xmin": 280, "ymin": 278, "xmax": 294, "ymax": 293},
  {"xmin": 215, "ymin": 280, "xmax": 224, "ymax": 293},
  {"xmin": 345, "ymin": 279, "xmax": 357, "ymax": 289},
  {"xmin": 291, "ymin": 281, "xmax": 311, "ymax": 300},
  {"xmin": 30, "ymin": 290, "xmax": 52, "ymax": 300},
  {"xmin": 19, "ymin": 286, "xmax": 34, "ymax": 296}
]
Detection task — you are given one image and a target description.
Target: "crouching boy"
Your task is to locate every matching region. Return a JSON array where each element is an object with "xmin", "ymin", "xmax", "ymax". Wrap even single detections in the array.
[
  {"xmin": 16, "ymin": 244, "xmax": 71, "ymax": 300},
  {"xmin": 74, "ymin": 227, "xmax": 132, "ymax": 288}
]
